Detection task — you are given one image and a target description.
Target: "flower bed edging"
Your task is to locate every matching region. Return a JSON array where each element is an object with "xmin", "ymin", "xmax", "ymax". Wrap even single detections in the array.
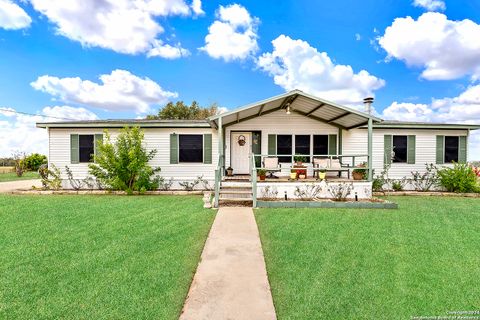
[
  {"xmin": 256, "ymin": 200, "xmax": 398, "ymax": 209},
  {"xmin": 373, "ymin": 191, "xmax": 480, "ymax": 198}
]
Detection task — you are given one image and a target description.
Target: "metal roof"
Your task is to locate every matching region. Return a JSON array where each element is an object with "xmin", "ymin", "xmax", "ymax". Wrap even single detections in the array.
[
  {"xmin": 367, "ymin": 120, "xmax": 480, "ymax": 130},
  {"xmin": 36, "ymin": 119, "xmax": 211, "ymax": 128},
  {"xmin": 208, "ymin": 90, "xmax": 382, "ymax": 130}
]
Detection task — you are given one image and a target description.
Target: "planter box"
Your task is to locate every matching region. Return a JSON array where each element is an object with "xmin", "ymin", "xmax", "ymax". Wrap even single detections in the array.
[{"xmin": 257, "ymin": 200, "xmax": 398, "ymax": 209}]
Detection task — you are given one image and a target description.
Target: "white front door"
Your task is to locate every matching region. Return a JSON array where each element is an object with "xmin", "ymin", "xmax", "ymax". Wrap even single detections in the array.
[{"xmin": 231, "ymin": 132, "xmax": 252, "ymax": 174}]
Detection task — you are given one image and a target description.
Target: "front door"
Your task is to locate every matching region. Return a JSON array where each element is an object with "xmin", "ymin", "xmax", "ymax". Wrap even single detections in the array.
[{"xmin": 231, "ymin": 132, "xmax": 252, "ymax": 174}]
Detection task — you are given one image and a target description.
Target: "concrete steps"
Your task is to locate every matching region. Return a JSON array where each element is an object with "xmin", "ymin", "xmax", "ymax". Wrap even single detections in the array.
[{"xmin": 218, "ymin": 176, "xmax": 253, "ymax": 206}]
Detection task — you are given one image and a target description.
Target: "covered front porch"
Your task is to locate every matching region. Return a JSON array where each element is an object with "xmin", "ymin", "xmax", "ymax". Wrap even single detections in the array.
[{"xmin": 209, "ymin": 90, "xmax": 381, "ymax": 207}]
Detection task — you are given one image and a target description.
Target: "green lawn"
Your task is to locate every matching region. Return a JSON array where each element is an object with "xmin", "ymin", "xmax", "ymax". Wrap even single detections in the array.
[
  {"xmin": 0, "ymin": 171, "xmax": 39, "ymax": 182},
  {"xmin": 0, "ymin": 195, "xmax": 215, "ymax": 319},
  {"xmin": 256, "ymin": 197, "xmax": 480, "ymax": 320}
]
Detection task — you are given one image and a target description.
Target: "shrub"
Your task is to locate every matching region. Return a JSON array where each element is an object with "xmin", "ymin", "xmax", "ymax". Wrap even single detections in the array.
[
  {"xmin": 88, "ymin": 127, "xmax": 161, "ymax": 193},
  {"xmin": 437, "ymin": 163, "xmax": 479, "ymax": 193},
  {"xmin": 411, "ymin": 163, "xmax": 438, "ymax": 192},
  {"xmin": 65, "ymin": 166, "xmax": 83, "ymax": 190},
  {"xmin": 327, "ymin": 182, "xmax": 353, "ymax": 201},
  {"xmin": 23, "ymin": 153, "xmax": 47, "ymax": 171},
  {"xmin": 158, "ymin": 177, "xmax": 174, "ymax": 191},
  {"xmin": 38, "ymin": 164, "xmax": 62, "ymax": 190},
  {"xmin": 294, "ymin": 183, "xmax": 323, "ymax": 200},
  {"xmin": 391, "ymin": 178, "xmax": 408, "ymax": 192},
  {"xmin": 261, "ymin": 186, "xmax": 278, "ymax": 200}
]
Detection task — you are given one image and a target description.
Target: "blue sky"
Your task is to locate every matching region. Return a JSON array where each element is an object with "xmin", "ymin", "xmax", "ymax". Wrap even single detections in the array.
[{"xmin": 1, "ymin": 0, "xmax": 480, "ymax": 158}]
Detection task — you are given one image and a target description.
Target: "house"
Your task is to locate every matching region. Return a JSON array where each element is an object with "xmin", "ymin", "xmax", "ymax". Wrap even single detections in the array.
[{"xmin": 37, "ymin": 90, "xmax": 480, "ymax": 205}]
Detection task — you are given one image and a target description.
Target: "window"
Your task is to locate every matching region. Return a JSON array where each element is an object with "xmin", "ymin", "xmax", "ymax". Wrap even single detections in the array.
[
  {"xmin": 277, "ymin": 135, "xmax": 292, "ymax": 163},
  {"xmin": 445, "ymin": 136, "xmax": 459, "ymax": 163},
  {"xmin": 313, "ymin": 135, "xmax": 328, "ymax": 155},
  {"xmin": 392, "ymin": 136, "xmax": 408, "ymax": 163},
  {"xmin": 179, "ymin": 134, "xmax": 203, "ymax": 163},
  {"xmin": 295, "ymin": 135, "xmax": 310, "ymax": 162},
  {"xmin": 79, "ymin": 135, "xmax": 94, "ymax": 163}
]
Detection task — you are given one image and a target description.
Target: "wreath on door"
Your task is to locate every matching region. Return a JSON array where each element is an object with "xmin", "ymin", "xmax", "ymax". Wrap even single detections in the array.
[{"xmin": 237, "ymin": 135, "xmax": 246, "ymax": 146}]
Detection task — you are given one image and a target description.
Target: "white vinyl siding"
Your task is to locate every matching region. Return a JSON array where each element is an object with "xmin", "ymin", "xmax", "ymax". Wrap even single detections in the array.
[
  {"xmin": 343, "ymin": 128, "xmax": 468, "ymax": 179},
  {"xmin": 48, "ymin": 128, "xmax": 218, "ymax": 181}
]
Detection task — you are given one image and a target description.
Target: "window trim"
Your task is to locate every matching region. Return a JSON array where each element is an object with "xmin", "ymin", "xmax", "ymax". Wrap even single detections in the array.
[
  {"xmin": 178, "ymin": 134, "xmax": 204, "ymax": 163},
  {"xmin": 444, "ymin": 136, "xmax": 459, "ymax": 163},
  {"xmin": 392, "ymin": 135, "xmax": 408, "ymax": 163},
  {"xmin": 78, "ymin": 134, "xmax": 95, "ymax": 163}
]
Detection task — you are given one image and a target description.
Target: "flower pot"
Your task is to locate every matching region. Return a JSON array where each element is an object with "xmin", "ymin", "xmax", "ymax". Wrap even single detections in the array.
[
  {"xmin": 295, "ymin": 161, "xmax": 303, "ymax": 166},
  {"xmin": 352, "ymin": 171, "xmax": 364, "ymax": 180},
  {"xmin": 290, "ymin": 172, "xmax": 297, "ymax": 180},
  {"xmin": 259, "ymin": 175, "xmax": 266, "ymax": 181},
  {"xmin": 318, "ymin": 172, "xmax": 326, "ymax": 180},
  {"xmin": 299, "ymin": 174, "xmax": 306, "ymax": 179},
  {"xmin": 226, "ymin": 168, "xmax": 234, "ymax": 176}
]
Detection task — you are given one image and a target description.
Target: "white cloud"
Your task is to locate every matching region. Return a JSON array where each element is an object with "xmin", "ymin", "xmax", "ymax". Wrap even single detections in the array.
[
  {"xmin": 0, "ymin": 0, "xmax": 31, "ymax": 30},
  {"xmin": 0, "ymin": 106, "xmax": 98, "ymax": 157},
  {"xmin": 31, "ymin": 69, "xmax": 178, "ymax": 114},
  {"xmin": 201, "ymin": 3, "xmax": 259, "ymax": 61},
  {"xmin": 28, "ymin": 0, "xmax": 197, "ymax": 57},
  {"xmin": 191, "ymin": 0, "xmax": 204, "ymax": 15},
  {"xmin": 355, "ymin": 33, "xmax": 361, "ymax": 41},
  {"xmin": 147, "ymin": 40, "xmax": 190, "ymax": 59},
  {"xmin": 379, "ymin": 12, "xmax": 480, "ymax": 80},
  {"xmin": 257, "ymin": 35, "xmax": 385, "ymax": 106},
  {"xmin": 382, "ymin": 85, "xmax": 480, "ymax": 160},
  {"xmin": 413, "ymin": 0, "xmax": 446, "ymax": 11}
]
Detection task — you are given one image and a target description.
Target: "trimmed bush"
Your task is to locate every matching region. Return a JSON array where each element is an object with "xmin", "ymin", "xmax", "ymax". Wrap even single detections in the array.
[
  {"xmin": 23, "ymin": 153, "xmax": 47, "ymax": 171},
  {"xmin": 437, "ymin": 163, "xmax": 479, "ymax": 193}
]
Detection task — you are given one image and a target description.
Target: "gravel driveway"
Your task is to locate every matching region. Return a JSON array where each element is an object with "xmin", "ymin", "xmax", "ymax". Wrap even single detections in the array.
[{"xmin": 0, "ymin": 180, "xmax": 42, "ymax": 193}]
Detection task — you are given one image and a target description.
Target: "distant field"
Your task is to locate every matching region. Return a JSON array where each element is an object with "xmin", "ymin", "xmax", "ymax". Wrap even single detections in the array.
[{"xmin": 0, "ymin": 166, "xmax": 14, "ymax": 174}]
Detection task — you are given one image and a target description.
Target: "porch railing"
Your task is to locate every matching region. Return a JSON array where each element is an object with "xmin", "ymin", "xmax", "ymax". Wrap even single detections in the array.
[
  {"xmin": 214, "ymin": 154, "xmax": 224, "ymax": 208},
  {"xmin": 249, "ymin": 153, "xmax": 257, "ymax": 208},
  {"xmin": 252, "ymin": 154, "xmax": 370, "ymax": 170}
]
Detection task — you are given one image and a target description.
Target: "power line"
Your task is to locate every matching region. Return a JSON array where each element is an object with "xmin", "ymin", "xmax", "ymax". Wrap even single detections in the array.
[{"xmin": 0, "ymin": 107, "xmax": 77, "ymax": 121}]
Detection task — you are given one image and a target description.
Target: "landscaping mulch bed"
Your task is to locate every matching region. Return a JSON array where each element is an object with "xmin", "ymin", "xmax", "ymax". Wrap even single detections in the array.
[
  {"xmin": 257, "ymin": 198, "xmax": 398, "ymax": 209},
  {"xmin": 10, "ymin": 189, "xmax": 205, "ymax": 195}
]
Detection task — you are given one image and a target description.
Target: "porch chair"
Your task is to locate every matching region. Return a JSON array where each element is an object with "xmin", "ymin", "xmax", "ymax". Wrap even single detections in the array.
[
  {"xmin": 312, "ymin": 157, "xmax": 351, "ymax": 179},
  {"xmin": 262, "ymin": 157, "xmax": 281, "ymax": 179}
]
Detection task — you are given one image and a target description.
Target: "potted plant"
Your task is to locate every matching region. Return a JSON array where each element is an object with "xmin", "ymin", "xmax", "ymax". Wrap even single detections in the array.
[
  {"xmin": 294, "ymin": 155, "xmax": 307, "ymax": 166},
  {"xmin": 352, "ymin": 162, "xmax": 368, "ymax": 180},
  {"xmin": 290, "ymin": 171, "xmax": 297, "ymax": 180},
  {"xmin": 257, "ymin": 169, "xmax": 267, "ymax": 181},
  {"xmin": 226, "ymin": 166, "xmax": 234, "ymax": 176},
  {"xmin": 318, "ymin": 168, "xmax": 326, "ymax": 180}
]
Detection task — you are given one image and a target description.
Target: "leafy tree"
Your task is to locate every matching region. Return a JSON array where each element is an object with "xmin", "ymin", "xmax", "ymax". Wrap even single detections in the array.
[
  {"xmin": 437, "ymin": 163, "xmax": 479, "ymax": 193},
  {"xmin": 23, "ymin": 153, "xmax": 47, "ymax": 171},
  {"xmin": 88, "ymin": 127, "xmax": 161, "ymax": 193},
  {"xmin": 146, "ymin": 101, "xmax": 220, "ymax": 120}
]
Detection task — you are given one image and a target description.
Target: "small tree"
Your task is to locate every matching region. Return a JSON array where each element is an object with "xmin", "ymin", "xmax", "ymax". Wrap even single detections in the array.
[
  {"xmin": 12, "ymin": 151, "xmax": 26, "ymax": 177},
  {"xmin": 146, "ymin": 101, "xmax": 220, "ymax": 120},
  {"xmin": 88, "ymin": 127, "xmax": 161, "ymax": 193}
]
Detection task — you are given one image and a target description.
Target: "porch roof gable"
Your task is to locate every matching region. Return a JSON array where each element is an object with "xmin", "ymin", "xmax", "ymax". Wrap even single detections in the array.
[{"xmin": 208, "ymin": 90, "xmax": 382, "ymax": 130}]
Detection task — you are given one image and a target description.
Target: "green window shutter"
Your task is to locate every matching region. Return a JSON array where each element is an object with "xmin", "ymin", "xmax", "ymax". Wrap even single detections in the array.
[
  {"xmin": 268, "ymin": 134, "xmax": 276, "ymax": 155},
  {"xmin": 70, "ymin": 134, "xmax": 79, "ymax": 164},
  {"xmin": 328, "ymin": 134, "xmax": 337, "ymax": 155},
  {"xmin": 170, "ymin": 134, "xmax": 178, "ymax": 164},
  {"xmin": 407, "ymin": 135, "xmax": 416, "ymax": 164},
  {"xmin": 459, "ymin": 136, "xmax": 467, "ymax": 164},
  {"xmin": 203, "ymin": 134, "xmax": 212, "ymax": 164},
  {"xmin": 384, "ymin": 135, "xmax": 392, "ymax": 165},
  {"xmin": 94, "ymin": 134, "xmax": 103, "ymax": 161},
  {"xmin": 436, "ymin": 135, "xmax": 444, "ymax": 164}
]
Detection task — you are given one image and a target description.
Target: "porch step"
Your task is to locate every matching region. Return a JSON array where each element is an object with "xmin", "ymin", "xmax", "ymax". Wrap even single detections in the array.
[
  {"xmin": 220, "ymin": 190, "xmax": 253, "ymax": 195},
  {"xmin": 221, "ymin": 181, "xmax": 252, "ymax": 188}
]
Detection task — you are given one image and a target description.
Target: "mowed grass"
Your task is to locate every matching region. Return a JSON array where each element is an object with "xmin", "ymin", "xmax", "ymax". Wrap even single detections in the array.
[
  {"xmin": 0, "ymin": 195, "xmax": 215, "ymax": 319},
  {"xmin": 0, "ymin": 171, "xmax": 39, "ymax": 182},
  {"xmin": 256, "ymin": 197, "xmax": 480, "ymax": 320}
]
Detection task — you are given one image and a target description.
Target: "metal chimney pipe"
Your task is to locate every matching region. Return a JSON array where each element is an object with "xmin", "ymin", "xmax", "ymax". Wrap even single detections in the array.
[{"xmin": 363, "ymin": 97, "xmax": 374, "ymax": 114}]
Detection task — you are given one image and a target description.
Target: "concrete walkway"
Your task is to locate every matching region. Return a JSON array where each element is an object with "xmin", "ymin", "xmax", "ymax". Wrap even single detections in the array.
[
  {"xmin": 0, "ymin": 179, "xmax": 41, "ymax": 193},
  {"xmin": 180, "ymin": 207, "xmax": 276, "ymax": 320}
]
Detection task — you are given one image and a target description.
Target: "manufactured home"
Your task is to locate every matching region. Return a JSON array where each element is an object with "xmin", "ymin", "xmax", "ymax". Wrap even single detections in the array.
[{"xmin": 37, "ymin": 90, "xmax": 480, "ymax": 205}]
